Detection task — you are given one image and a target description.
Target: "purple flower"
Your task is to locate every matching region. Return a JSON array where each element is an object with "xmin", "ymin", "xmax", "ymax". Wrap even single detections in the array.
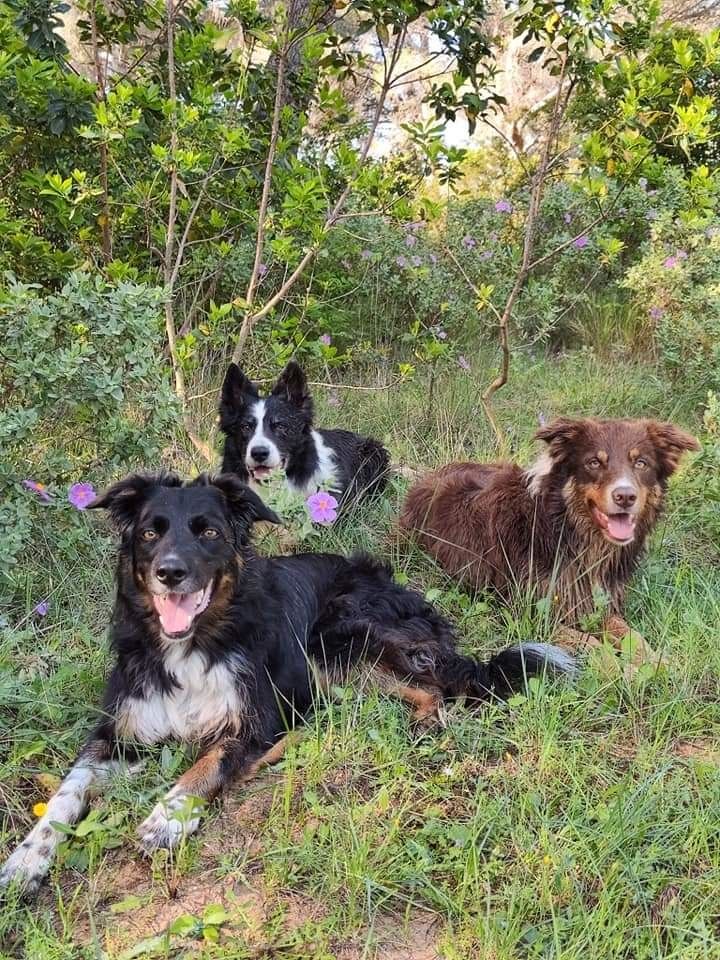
[
  {"xmin": 395, "ymin": 256, "xmax": 407, "ymax": 268},
  {"xmin": 258, "ymin": 263, "xmax": 268, "ymax": 277},
  {"xmin": 573, "ymin": 235, "xmax": 590, "ymax": 250},
  {"xmin": 306, "ymin": 491, "xmax": 338, "ymax": 525},
  {"xmin": 405, "ymin": 234, "xmax": 418, "ymax": 248},
  {"xmin": 649, "ymin": 306, "xmax": 664, "ymax": 320},
  {"xmin": 677, "ymin": 249, "xmax": 688, "ymax": 260},
  {"xmin": 457, "ymin": 355, "xmax": 470, "ymax": 371},
  {"xmin": 23, "ymin": 480, "xmax": 51, "ymax": 503},
  {"xmin": 411, "ymin": 256, "xmax": 422, "ymax": 267},
  {"xmin": 538, "ymin": 411, "xmax": 547, "ymax": 427},
  {"xmin": 462, "ymin": 235, "xmax": 476, "ymax": 249},
  {"xmin": 360, "ymin": 248, "xmax": 372, "ymax": 260},
  {"xmin": 319, "ymin": 333, "xmax": 332, "ymax": 346},
  {"xmin": 436, "ymin": 330, "xmax": 447, "ymax": 340},
  {"xmin": 563, "ymin": 212, "xmax": 573, "ymax": 224},
  {"xmin": 705, "ymin": 226, "xmax": 720, "ymax": 239},
  {"xmin": 646, "ymin": 209, "xmax": 658, "ymax": 221},
  {"xmin": 68, "ymin": 482, "xmax": 96, "ymax": 510},
  {"xmin": 407, "ymin": 220, "xmax": 426, "ymax": 231},
  {"xmin": 429, "ymin": 253, "xmax": 438, "ymax": 265},
  {"xmin": 494, "ymin": 199, "xmax": 513, "ymax": 214},
  {"xmin": 34, "ymin": 600, "xmax": 49, "ymax": 617},
  {"xmin": 663, "ymin": 255, "xmax": 678, "ymax": 269},
  {"xmin": 480, "ymin": 250, "xmax": 493, "ymax": 261},
  {"xmin": 327, "ymin": 390, "xmax": 340, "ymax": 407}
]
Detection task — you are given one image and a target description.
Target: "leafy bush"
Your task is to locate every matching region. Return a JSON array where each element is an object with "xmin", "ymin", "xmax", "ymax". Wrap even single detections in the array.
[
  {"xmin": 0, "ymin": 273, "xmax": 177, "ymax": 593},
  {"xmin": 623, "ymin": 221, "xmax": 720, "ymax": 402}
]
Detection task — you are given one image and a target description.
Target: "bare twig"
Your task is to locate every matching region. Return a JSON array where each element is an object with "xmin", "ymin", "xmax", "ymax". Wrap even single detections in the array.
[{"xmin": 88, "ymin": 1, "xmax": 111, "ymax": 262}]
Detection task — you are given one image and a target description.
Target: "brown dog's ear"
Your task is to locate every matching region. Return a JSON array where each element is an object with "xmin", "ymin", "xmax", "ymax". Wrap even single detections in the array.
[
  {"xmin": 534, "ymin": 417, "xmax": 588, "ymax": 461},
  {"xmin": 646, "ymin": 421, "xmax": 700, "ymax": 476},
  {"xmin": 89, "ymin": 473, "xmax": 182, "ymax": 532}
]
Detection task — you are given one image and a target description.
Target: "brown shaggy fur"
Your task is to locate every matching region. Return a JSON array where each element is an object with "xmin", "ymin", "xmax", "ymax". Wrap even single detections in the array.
[{"xmin": 400, "ymin": 418, "xmax": 699, "ymax": 651}]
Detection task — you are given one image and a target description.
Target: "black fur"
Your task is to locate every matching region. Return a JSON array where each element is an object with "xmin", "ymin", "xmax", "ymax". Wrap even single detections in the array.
[{"xmin": 219, "ymin": 361, "xmax": 390, "ymax": 507}]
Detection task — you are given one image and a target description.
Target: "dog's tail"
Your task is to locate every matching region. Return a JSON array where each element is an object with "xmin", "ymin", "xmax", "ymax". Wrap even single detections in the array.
[{"xmin": 440, "ymin": 643, "xmax": 577, "ymax": 704}]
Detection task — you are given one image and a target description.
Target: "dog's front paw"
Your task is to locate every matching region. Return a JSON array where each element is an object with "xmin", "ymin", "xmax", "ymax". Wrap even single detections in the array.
[
  {"xmin": 0, "ymin": 838, "xmax": 52, "ymax": 896},
  {"xmin": 137, "ymin": 792, "xmax": 203, "ymax": 854}
]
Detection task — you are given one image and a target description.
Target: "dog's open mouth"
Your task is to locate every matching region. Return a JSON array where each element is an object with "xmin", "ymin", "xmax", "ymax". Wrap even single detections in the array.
[
  {"xmin": 152, "ymin": 582, "xmax": 213, "ymax": 637},
  {"xmin": 247, "ymin": 460, "xmax": 285, "ymax": 483},
  {"xmin": 590, "ymin": 505, "xmax": 637, "ymax": 544}
]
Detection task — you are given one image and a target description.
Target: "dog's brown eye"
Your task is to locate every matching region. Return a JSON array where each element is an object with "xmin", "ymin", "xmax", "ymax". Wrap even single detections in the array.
[
  {"xmin": 141, "ymin": 529, "xmax": 158, "ymax": 541},
  {"xmin": 202, "ymin": 528, "xmax": 219, "ymax": 539},
  {"xmin": 635, "ymin": 458, "xmax": 647, "ymax": 469},
  {"xmin": 587, "ymin": 458, "xmax": 601, "ymax": 469}
]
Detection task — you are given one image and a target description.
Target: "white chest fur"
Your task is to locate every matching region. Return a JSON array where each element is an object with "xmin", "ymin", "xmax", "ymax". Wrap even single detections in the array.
[
  {"xmin": 288, "ymin": 429, "xmax": 340, "ymax": 495},
  {"xmin": 116, "ymin": 647, "xmax": 248, "ymax": 745}
]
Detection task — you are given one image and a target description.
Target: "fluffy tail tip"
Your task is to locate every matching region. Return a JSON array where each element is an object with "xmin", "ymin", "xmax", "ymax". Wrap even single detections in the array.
[{"xmin": 489, "ymin": 642, "xmax": 578, "ymax": 698}]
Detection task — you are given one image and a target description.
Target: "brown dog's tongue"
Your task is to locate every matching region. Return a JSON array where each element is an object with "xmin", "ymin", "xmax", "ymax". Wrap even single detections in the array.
[{"xmin": 607, "ymin": 513, "xmax": 635, "ymax": 541}]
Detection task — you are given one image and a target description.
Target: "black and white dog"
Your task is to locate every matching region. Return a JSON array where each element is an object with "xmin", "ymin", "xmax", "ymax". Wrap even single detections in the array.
[
  {"xmin": 0, "ymin": 472, "xmax": 574, "ymax": 894},
  {"xmin": 219, "ymin": 361, "xmax": 390, "ymax": 505}
]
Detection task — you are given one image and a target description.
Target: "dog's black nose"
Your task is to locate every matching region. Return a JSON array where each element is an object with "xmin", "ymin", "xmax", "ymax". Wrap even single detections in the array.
[
  {"xmin": 155, "ymin": 558, "xmax": 189, "ymax": 587},
  {"xmin": 612, "ymin": 485, "xmax": 637, "ymax": 509},
  {"xmin": 250, "ymin": 446, "xmax": 270, "ymax": 463}
]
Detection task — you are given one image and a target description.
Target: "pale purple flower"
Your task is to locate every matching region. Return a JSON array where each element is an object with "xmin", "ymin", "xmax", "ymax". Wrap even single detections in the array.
[
  {"xmin": 360, "ymin": 248, "xmax": 372, "ymax": 260},
  {"xmin": 677, "ymin": 249, "xmax": 688, "ymax": 260},
  {"xmin": 411, "ymin": 256, "xmax": 422, "ymax": 267},
  {"xmin": 395, "ymin": 256, "xmax": 407, "ymax": 268},
  {"xmin": 649, "ymin": 306, "xmax": 664, "ymax": 320},
  {"xmin": 437, "ymin": 330, "xmax": 447, "ymax": 340},
  {"xmin": 405, "ymin": 234, "xmax": 418, "ymax": 247},
  {"xmin": 327, "ymin": 390, "xmax": 340, "ymax": 407},
  {"xmin": 462, "ymin": 235, "xmax": 476, "ymax": 249},
  {"xmin": 319, "ymin": 334, "xmax": 332, "ymax": 346},
  {"xmin": 494, "ymin": 199, "xmax": 513, "ymax": 214},
  {"xmin": 406, "ymin": 220, "xmax": 426, "ymax": 231},
  {"xmin": 573, "ymin": 235, "xmax": 590, "ymax": 249},
  {"xmin": 458, "ymin": 355, "xmax": 470, "ymax": 371},
  {"xmin": 306, "ymin": 491, "xmax": 338, "ymax": 525},
  {"xmin": 538, "ymin": 411, "xmax": 547, "ymax": 427},
  {"xmin": 68, "ymin": 482, "xmax": 96, "ymax": 510},
  {"xmin": 563, "ymin": 212, "xmax": 572, "ymax": 224},
  {"xmin": 706, "ymin": 226, "xmax": 720, "ymax": 239},
  {"xmin": 258, "ymin": 263, "xmax": 268, "ymax": 277},
  {"xmin": 663, "ymin": 255, "xmax": 679, "ymax": 269},
  {"xmin": 34, "ymin": 600, "xmax": 49, "ymax": 617},
  {"xmin": 429, "ymin": 253, "xmax": 438, "ymax": 265},
  {"xmin": 480, "ymin": 250, "xmax": 493, "ymax": 261},
  {"xmin": 23, "ymin": 480, "xmax": 51, "ymax": 503},
  {"xmin": 646, "ymin": 209, "xmax": 658, "ymax": 221}
]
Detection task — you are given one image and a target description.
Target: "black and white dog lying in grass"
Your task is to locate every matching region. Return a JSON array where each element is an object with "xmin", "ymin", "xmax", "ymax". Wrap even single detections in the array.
[
  {"xmin": 219, "ymin": 361, "xmax": 390, "ymax": 506},
  {"xmin": 0, "ymin": 472, "xmax": 575, "ymax": 895}
]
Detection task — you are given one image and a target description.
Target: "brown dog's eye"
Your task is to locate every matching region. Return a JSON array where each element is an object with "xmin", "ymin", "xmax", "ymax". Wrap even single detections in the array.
[
  {"xmin": 635, "ymin": 458, "xmax": 647, "ymax": 469},
  {"xmin": 202, "ymin": 528, "xmax": 219, "ymax": 539},
  {"xmin": 587, "ymin": 458, "xmax": 601, "ymax": 469},
  {"xmin": 141, "ymin": 529, "xmax": 158, "ymax": 541}
]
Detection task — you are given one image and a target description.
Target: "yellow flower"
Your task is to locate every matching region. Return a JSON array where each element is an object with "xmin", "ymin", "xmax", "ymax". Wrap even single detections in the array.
[
  {"xmin": 542, "ymin": 855, "xmax": 553, "ymax": 866},
  {"xmin": 33, "ymin": 802, "xmax": 48, "ymax": 818}
]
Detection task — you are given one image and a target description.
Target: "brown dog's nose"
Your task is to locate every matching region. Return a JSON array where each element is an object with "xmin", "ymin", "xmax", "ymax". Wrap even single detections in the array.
[{"xmin": 612, "ymin": 485, "xmax": 637, "ymax": 509}]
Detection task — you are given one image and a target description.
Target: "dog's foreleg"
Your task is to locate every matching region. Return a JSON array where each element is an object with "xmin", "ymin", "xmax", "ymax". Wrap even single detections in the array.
[
  {"xmin": 138, "ymin": 735, "xmax": 289, "ymax": 853},
  {"xmin": 0, "ymin": 734, "xmax": 131, "ymax": 895}
]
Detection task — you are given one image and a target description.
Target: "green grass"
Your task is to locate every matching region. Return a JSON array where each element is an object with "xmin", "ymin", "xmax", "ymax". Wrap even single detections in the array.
[{"xmin": 2, "ymin": 349, "xmax": 719, "ymax": 959}]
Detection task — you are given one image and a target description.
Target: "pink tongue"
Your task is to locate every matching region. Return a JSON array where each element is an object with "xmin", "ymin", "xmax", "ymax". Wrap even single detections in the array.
[
  {"xmin": 607, "ymin": 514, "xmax": 634, "ymax": 541},
  {"xmin": 153, "ymin": 592, "xmax": 199, "ymax": 635}
]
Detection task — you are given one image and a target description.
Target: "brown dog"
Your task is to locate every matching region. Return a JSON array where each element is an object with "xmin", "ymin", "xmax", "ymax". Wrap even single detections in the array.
[{"xmin": 400, "ymin": 418, "xmax": 699, "ymax": 663}]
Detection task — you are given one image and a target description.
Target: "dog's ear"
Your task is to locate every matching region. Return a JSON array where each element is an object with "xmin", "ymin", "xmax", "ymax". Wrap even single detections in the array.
[
  {"xmin": 209, "ymin": 474, "xmax": 281, "ymax": 527},
  {"xmin": 271, "ymin": 361, "xmax": 311, "ymax": 410},
  {"xmin": 534, "ymin": 417, "xmax": 588, "ymax": 461},
  {"xmin": 646, "ymin": 421, "xmax": 700, "ymax": 476},
  {"xmin": 220, "ymin": 363, "xmax": 257, "ymax": 414},
  {"xmin": 89, "ymin": 473, "xmax": 181, "ymax": 532}
]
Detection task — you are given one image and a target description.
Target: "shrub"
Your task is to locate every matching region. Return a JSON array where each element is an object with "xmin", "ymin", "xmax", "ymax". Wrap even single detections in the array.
[
  {"xmin": 623, "ymin": 221, "xmax": 720, "ymax": 403},
  {"xmin": 0, "ymin": 273, "xmax": 177, "ymax": 595}
]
